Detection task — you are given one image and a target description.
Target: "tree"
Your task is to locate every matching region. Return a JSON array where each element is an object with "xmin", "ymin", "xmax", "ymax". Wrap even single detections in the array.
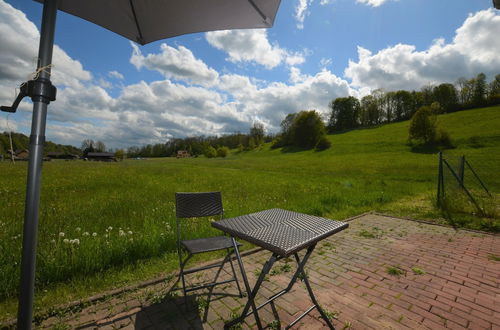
[
  {"xmin": 472, "ymin": 73, "xmax": 487, "ymax": 107},
  {"xmin": 432, "ymin": 83, "xmax": 459, "ymax": 113},
  {"xmin": 204, "ymin": 146, "xmax": 217, "ymax": 158},
  {"xmin": 456, "ymin": 77, "xmax": 475, "ymax": 107},
  {"xmin": 272, "ymin": 113, "xmax": 297, "ymax": 148},
  {"xmin": 81, "ymin": 139, "xmax": 95, "ymax": 157},
  {"xmin": 393, "ymin": 90, "xmax": 414, "ymax": 121},
  {"xmin": 488, "ymin": 74, "xmax": 500, "ymax": 105},
  {"xmin": 328, "ymin": 96, "xmax": 360, "ymax": 131},
  {"xmin": 359, "ymin": 95, "xmax": 380, "ymax": 127},
  {"xmin": 95, "ymin": 140, "xmax": 106, "ymax": 152},
  {"xmin": 249, "ymin": 123, "xmax": 265, "ymax": 147},
  {"xmin": 408, "ymin": 106, "xmax": 437, "ymax": 145},
  {"xmin": 114, "ymin": 149, "xmax": 125, "ymax": 160},
  {"xmin": 291, "ymin": 110, "xmax": 327, "ymax": 149}
]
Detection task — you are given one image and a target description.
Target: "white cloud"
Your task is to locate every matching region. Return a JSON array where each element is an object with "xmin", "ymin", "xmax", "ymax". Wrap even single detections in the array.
[
  {"xmin": 355, "ymin": 0, "xmax": 394, "ymax": 7},
  {"xmin": 0, "ymin": 116, "xmax": 17, "ymax": 132},
  {"xmin": 295, "ymin": 0, "xmax": 313, "ymax": 29},
  {"xmin": 345, "ymin": 9, "xmax": 500, "ymax": 91},
  {"xmin": 319, "ymin": 58, "xmax": 333, "ymax": 69},
  {"xmin": 130, "ymin": 42, "xmax": 219, "ymax": 86},
  {"xmin": 108, "ymin": 70, "xmax": 124, "ymax": 80},
  {"xmin": 205, "ymin": 29, "xmax": 305, "ymax": 69}
]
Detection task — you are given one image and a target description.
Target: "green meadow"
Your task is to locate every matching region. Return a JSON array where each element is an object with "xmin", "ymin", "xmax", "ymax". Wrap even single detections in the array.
[{"xmin": 0, "ymin": 106, "xmax": 499, "ymax": 322}]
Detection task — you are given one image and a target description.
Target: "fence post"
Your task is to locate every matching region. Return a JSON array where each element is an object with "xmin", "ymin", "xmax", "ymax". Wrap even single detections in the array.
[
  {"xmin": 458, "ymin": 155, "xmax": 465, "ymax": 189},
  {"xmin": 437, "ymin": 152, "xmax": 443, "ymax": 207}
]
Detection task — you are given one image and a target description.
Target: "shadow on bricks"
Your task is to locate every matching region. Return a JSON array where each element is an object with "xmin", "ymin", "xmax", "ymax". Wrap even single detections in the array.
[{"xmin": 133, "ymin": 295, "xmax": 204, "ymax": 329}]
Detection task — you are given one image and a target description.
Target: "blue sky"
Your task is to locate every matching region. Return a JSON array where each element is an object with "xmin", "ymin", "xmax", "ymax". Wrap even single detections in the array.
[{"xmin": 0, "ymin": 0, "xmax": 498, "ymax": 149}]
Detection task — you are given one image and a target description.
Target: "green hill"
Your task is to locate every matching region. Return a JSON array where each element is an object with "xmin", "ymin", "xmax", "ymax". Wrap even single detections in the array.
[{"xmin": 0, "ymin": 132, "xmax": 80, "ymax": 157}]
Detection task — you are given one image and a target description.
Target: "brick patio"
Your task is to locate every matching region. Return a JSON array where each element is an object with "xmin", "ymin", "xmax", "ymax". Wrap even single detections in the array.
[{"xmin": 39, "ymin": 214, "xmax": 500, "ymax": 329}]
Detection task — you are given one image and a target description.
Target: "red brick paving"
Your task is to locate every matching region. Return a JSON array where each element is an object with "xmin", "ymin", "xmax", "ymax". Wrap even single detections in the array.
[{"xmin": 36, "ymin": 214, "xmax": 499, "ymax": 329}]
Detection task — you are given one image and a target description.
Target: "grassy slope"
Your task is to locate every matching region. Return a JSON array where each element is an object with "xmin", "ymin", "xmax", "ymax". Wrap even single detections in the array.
[{"xmin": 0, "ymin": 106, "xmax": 498, "ymax": 322}]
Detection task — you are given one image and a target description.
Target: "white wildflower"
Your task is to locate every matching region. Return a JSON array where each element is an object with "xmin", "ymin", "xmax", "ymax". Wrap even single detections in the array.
[
  {"xmin": 59, "ymin": 232, "xmax": 65, "ymax": 237},
  {"xmin": 76, "ymin": 227, "xmax": 81, "ymax": 232},
  {"xmin": 51, "ymin": 239, "xmax": 56, "ymax": 243},
  {"xmin": 119, "ymin": 230, "xmax": 125, "ymax": 237},
  {"xmin": 83, "ymin": 232, "xmax": 90, "ymax": 236},
  {"xmin": 63, "ymin": 238, "xmax": 69, "ymax": 244},
  {"xmin": 92, "ymin": 232, "xmax": 97, "ymax": 237},
  {"xmin": 108, "ymin": 226, "xmax": 113, "ymax": 231},
  {"xmin": 128, "ymin": 231, "xmax": 133, "ymax": 235},
  {"xmin": 72, "ymin": 239, "xmax": 80, "ymax": 245}
]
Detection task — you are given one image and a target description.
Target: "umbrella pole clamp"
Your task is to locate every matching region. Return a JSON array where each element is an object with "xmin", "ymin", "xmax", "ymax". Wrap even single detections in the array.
[{"xmin": 1, "ymin": 78, "xmax": 57, "ymax": 113}]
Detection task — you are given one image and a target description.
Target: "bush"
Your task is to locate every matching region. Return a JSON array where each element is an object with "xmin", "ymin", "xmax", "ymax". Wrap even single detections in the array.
[
  {"xmin": 204, "ymin": 146, "xmax": 217, "ymax": 158},
  {"xmin": 435, "ymin": 128, "xmax": 454, "ymax": 148},
  {"xmin": 216, "ymin": 146, "xmax": 229, "ymax": 158},
  {"xmin": 315, "ymin": 137, "xmax": 332, "ymax": 151}
]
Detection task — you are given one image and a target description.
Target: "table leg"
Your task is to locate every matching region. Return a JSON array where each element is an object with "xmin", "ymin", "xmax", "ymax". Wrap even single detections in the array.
[
  {"xmin": 225, "ymin": 237, "xmax": 277, "ymax": 330},
  {"xmin": 293, "ymin": 249, "xmax": 335, "ymax": 330}
]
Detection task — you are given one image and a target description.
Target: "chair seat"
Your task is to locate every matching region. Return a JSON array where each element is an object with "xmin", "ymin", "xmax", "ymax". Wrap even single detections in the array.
[{"xmin": 181, "ymin": 236, "xmax": 241, "ymax": 254}]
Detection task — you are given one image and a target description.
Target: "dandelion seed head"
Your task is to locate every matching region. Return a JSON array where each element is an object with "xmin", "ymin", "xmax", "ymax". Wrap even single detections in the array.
[
  {"xmin": 83, "ymin": 232, "xmax": 90, "ymax": 236},
  {"xmin": 59, "ymin": 232, "xmax": 65, "ymax": 237},
  {"xmin": 128, "ymin": 231, "xmax": 133, "ymax": 235},
  {"xmin": 76, "ymin": 227, "xmax": 81, "ymax": 232},
  {"xmin": 92, "ymin": 232, "xmax": 97, "ymax": 237},
  {"xmin": 63, "ymin": 238, "xmax": 69, "ymax": 244}
]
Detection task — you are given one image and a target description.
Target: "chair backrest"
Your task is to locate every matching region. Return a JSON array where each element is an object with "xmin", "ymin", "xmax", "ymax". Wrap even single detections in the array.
[{"xmin": 175, "ymin": 191, "xmax": 223, "ymax": 219}]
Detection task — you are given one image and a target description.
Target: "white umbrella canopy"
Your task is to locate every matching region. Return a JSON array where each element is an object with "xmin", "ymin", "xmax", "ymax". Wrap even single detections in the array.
[
  {"xmin": 36, "ymin": 0, "xmax": 281, "ymax": 44},
  {"xmin": 6, "ymin": 0, "xmax": 281, "ymax": 328}
]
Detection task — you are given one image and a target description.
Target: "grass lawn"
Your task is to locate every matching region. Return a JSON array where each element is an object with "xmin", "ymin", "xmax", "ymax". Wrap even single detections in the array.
[{"xmin": 0, "ymin": 106, "xmax": 499, "ymax": 323}]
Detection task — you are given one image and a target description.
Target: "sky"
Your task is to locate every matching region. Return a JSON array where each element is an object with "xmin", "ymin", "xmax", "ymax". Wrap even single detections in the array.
[{"xmin": 0, "ymin": 0, "xmax": 499, "ymax": 149}]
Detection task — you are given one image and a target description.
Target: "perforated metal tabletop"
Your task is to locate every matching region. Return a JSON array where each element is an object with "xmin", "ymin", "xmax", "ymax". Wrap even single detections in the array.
[{"xmin": 212, "ymin": 208, "xmax": 348, "ymax": 257}]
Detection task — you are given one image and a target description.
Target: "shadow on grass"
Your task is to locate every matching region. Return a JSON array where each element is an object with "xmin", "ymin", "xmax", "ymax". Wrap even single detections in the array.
[
  {"xmin": 409, "ymin": 144, "xmax": 441, "ymax": 154},
  {"xmin": 278, "ymin": 145, "xmax": 312, "ymax": 153}
]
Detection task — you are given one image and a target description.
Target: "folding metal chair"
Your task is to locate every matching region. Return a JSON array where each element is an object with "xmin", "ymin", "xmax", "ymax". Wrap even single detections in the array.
[{"xmin": 175, "ymin": 192, "xmax": 243, "ymax": 303}]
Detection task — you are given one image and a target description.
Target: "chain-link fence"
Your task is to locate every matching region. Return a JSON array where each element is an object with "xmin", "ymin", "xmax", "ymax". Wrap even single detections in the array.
[{"xmin": 437, "ymin": 152, "xmax": 499, "ymax": 218}]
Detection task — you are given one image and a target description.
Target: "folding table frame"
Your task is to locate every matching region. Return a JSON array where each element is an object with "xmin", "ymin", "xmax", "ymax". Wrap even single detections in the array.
[{"xmin": 212, "ymin": 208, "xmax": 349, "ymax": 330}]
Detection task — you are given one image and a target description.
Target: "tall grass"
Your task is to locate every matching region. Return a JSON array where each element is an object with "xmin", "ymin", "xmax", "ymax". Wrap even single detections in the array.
[{"xmin": 0, "ymin": 106, "xmax": 498, "ymax": 306}]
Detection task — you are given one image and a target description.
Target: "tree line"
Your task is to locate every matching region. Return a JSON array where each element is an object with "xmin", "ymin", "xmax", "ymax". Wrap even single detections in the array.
[
  {"xmin": 125, "ymin": 123, "xmax": 272, "ymax": 158},
  {"xmin": 327, "ymin": 73, "xmax": 500, "ymax": 133}
]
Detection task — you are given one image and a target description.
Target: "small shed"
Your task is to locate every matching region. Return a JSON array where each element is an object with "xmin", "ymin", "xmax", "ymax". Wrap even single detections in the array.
[
  {"xmin": 176, "ymin": 150, "xmax": 190, "ymax": 158},
  {"xmin": 86, "ymin": 152, "xmax": 116, "ymax": 162},
  {"xmin": 14, "ymin": 149, "xmax": 29, "ymax": 160}
]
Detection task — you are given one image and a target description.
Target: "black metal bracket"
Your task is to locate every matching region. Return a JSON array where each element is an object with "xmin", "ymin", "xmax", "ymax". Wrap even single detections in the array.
[{"xmin": 0, "ymin": 78, "xmax": 57, "ymax": 113}]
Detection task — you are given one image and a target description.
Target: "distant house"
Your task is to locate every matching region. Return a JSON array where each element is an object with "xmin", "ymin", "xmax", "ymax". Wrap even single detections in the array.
[
  {"xmin": 86, "ymin": 152, "xmax": 116, "ymax": 162},
  {"xmin": 9, "ymin": 149, "xmax": 29, "ymax": 161},
  {"xmin": 46, "ymin": 152, "xmax": 79, "ymax": 160},
  {"xmin": 176, "ymin": 150, "xmax": 190, "ymax": 158}
]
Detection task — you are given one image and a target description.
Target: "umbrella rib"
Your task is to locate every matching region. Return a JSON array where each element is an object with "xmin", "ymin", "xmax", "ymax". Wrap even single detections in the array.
[
  {"xmin": 129, "ymin": 0, "xmax": 145, "ymax": 45},
  {"xmin": 247, "ymin": 0, "xmax": 271, "ymax": 26}
]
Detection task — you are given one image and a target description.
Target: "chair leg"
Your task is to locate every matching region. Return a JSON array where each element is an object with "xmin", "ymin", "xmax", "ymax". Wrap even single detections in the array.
[
  {"xmin": 179, "ymin": 252, "xmax": 193, "ymax": 306},
  {"xmin": 228, "ymin": 248, "xmax": 243, "ymax": 298}
]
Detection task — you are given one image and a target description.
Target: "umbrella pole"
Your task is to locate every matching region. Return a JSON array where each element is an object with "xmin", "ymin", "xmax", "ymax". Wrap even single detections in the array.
[{"xmin": 17, "ymin": 0, "xmax": 58, "ymax": 328}]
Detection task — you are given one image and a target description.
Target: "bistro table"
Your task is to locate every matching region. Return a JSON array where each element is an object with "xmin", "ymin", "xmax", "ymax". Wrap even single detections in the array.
[{"xmin": 212, "ymin": 208, "xmax": 349, "ymax": 329}]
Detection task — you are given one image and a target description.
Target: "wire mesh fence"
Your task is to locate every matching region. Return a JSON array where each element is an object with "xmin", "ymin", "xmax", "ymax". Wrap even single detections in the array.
[{"xmin": 437, "ymin": 152, "xmax": 499, "ymax": 219}]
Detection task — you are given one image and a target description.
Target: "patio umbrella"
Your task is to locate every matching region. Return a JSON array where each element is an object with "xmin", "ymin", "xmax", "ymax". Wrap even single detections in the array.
[{"xmin": 0, "ymin": 0, "xmax": 281, "ymax": 328}]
